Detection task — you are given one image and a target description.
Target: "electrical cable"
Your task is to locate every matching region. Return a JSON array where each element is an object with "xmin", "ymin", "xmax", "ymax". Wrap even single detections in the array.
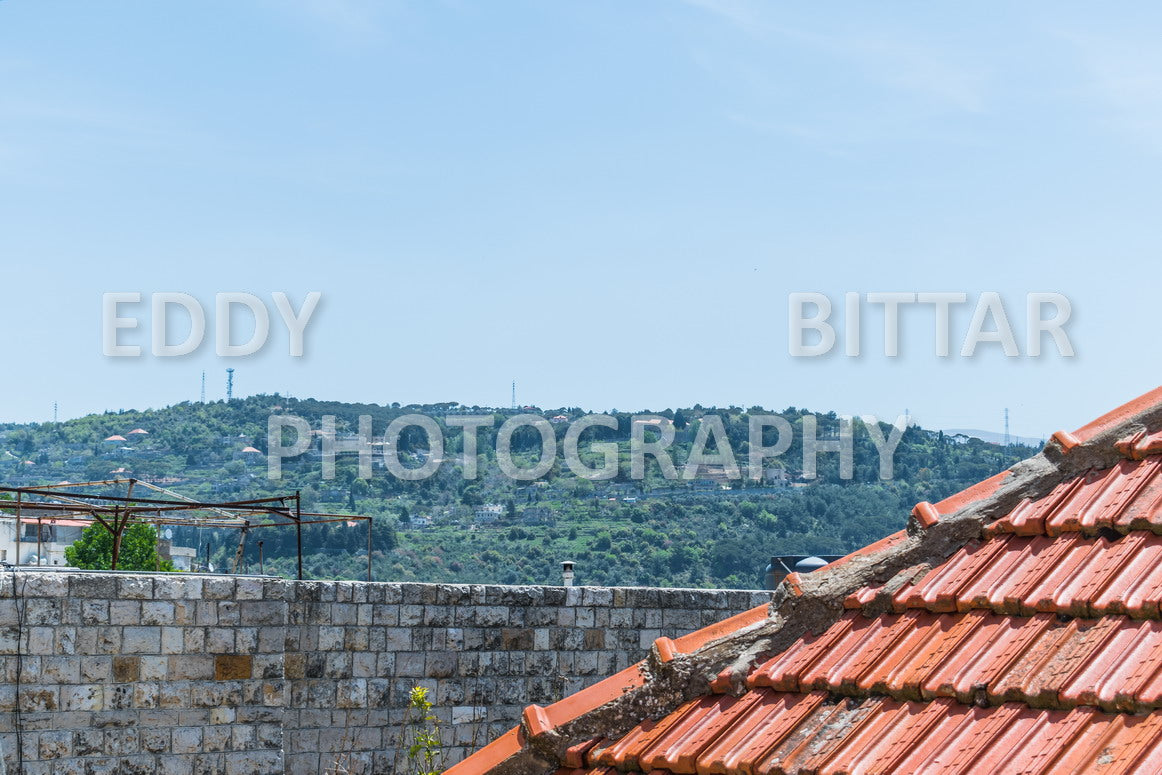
[{"xmin": 6, "ymin": 566, "xmax": 24, "ymax": 775}]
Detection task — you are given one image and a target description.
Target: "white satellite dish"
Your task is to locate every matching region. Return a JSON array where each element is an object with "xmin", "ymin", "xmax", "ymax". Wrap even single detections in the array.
[{"xmin": 164, "ymin": 529, "xmax": 173, "ymax": 540}]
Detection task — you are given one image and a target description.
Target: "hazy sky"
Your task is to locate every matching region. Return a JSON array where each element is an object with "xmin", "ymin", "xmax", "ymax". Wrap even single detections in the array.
[{"xmin": 2, "ymin": 1, "xmax": 1160, "ymax": 437}]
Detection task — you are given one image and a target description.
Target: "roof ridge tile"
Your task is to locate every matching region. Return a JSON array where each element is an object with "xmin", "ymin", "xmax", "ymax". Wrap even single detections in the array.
[{"xmin": 456, "ymin": 386, "xmax": 1162, "ymax": 775}]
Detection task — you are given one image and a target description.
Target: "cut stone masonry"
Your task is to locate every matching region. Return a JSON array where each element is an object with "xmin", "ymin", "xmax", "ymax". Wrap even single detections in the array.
[{"xmin": 0, "ymin": 573, "xmax": 771, "ymax": 774}]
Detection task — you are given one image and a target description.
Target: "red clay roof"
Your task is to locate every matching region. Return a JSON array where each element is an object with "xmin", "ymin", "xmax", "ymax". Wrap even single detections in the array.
[{"xmin": 453, "ymin": 385, "xmax": 1162, "ymax": 775}]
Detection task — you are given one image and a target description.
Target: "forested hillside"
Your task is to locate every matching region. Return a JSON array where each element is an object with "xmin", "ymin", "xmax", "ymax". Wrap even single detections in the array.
[{"xmin": 0, "ymin": 396, "xmax": 1037, "ymax": 588}]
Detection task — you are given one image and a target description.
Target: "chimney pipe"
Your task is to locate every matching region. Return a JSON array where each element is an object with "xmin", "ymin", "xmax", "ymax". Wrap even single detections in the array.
[{"xmin": 561, "ymin": 561, "xmax": 575, "ymax": 587}]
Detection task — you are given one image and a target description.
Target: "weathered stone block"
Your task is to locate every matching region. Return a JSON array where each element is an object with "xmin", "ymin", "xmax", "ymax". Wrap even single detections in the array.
[
  {"xmin": 214, "ymin": 654, "xmax": 252, "ymax": 681},
  {"xmin": 112, "ymin": 655, "xmax": 140, "ymax": 682},
  {"xmin": 235, "ymin": 578, "xmax": 264, "ymax": 601},
  {"xmin": 141, "ymin": 601, "xmax": 175, "ymax": 625},
  {"xmin": 122, "ymin": 627, "xmax": 161, "ymax": 654},
  {"xmin": 117, "ymin": 576, "xmax": 153, "ymax": 600},
  {"xmin": 59, "ymin": 685, "xmax": 101, "ymax": 712},
  {"xmin": 70, "ymin": 575, "xmax": 116, "ymax": 599},
  {"xmin": 171, "ymin": 726, "xmax": 202, "ymax": 754},
  {"xmin": 240, "ymin": 601, "xmax": 286, "ymax": 626},
  {"xmin": 202, "ymin": 577, "xmax": 236, "ymax": 600},
  {"xmin": 169, "ymin": 654, "xmax": 215, "ymax": 681},
  {"xmin": 206, "ymin": 628, "xmax": 235, "ymax": 653}
]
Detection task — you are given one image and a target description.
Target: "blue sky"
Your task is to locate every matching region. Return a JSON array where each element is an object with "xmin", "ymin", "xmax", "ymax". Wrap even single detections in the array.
[{"xmin": 1, "ymin": 1, "xmax": 1159, "ymax": 438}]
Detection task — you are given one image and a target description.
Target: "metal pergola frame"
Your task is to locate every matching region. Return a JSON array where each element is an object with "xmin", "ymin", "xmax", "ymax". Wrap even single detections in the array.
[{"xmin": 0, "ymin": 479, "xmax": 374, "ymax": 580}]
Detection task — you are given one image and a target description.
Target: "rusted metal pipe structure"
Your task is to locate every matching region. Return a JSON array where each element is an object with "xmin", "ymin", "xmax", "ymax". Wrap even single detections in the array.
[{"xmin": 0, "ymin": 479, "xmax": 374, "ymax": 581}]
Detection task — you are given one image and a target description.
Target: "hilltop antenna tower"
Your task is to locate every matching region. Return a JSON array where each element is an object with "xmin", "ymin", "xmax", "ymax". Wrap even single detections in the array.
[
  {"xmin": 511, "ymin": 380, "xmax": 516, "ymax": 410},
  {"xmin": 226, "ymin": 368, "xmax": 235, "ymax": 401},
  {"xmin": 200, "ymin": 371, "xmax": 206, "ymax": 403},
  {"xmin": 53, "ymin": 402, "xmax": 58, "ymax": 423},
  {"xmin": 1004, "ymin": 408, "xmax": 1010, "ymax": 449}
]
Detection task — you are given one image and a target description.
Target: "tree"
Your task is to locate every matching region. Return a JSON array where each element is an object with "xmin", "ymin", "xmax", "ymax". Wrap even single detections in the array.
[{"xmin": 66, "ymin": 523, "xmax": 176, "ymax": 571}]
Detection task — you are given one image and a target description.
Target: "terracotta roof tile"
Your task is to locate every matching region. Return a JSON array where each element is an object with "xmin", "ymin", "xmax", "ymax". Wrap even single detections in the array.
[
  {"xmin": 882, "ymin": 521, "xmax": 1162, "ymax": 619},
  {"xmin": 746, "ymin": 608, "xmax": 1162, "ymax": 712},
  {"xmin": 562, "ymin": 739, "xmax": 603, "ymax": 768},
  {"xmin": 694, "ymin": 691, "xmax": 826, "ymax": 774},
  {"xmin": 1073, "ymin": 384, "xmax": 1162, "ymax": 442},
  {"xmin": 985, "ymin": 456, "xmax": 1162, "ymax": 537},
  {"xmin": 571, "ymin": 697, "xmax": 1162, "ymax": 775},
  {"xmin": 458, "ymin": 385, "xmax": 1162, "ymax": 775}
]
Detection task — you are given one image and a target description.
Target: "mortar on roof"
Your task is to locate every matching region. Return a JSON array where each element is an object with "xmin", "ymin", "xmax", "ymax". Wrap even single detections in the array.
[{"xmin": 483, "ymin": 395, "xmax": 1162, "ymax": 775}]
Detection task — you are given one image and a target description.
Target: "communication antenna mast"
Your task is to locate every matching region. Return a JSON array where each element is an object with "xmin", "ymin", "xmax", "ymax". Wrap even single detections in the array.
[
  {"xmin": 200, "ymin": 371, "xmax": 206, "ymax": 403},
  {"xmin": 1004, "ymin": 408, "xmax": 1010, "ymax": 449},
  {"xmin": 53, "ymin": 402, "xmax": 58, "ymax": 423},
  {"xmin": 511, "ymin": 380, "xmax": 516, "ymax": 410},
  {"xmin": 226, "ymin": 368, "xmax": 235, "ymax": 401}
]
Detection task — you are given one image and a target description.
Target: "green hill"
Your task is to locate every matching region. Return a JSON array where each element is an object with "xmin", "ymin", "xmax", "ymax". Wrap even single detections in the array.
[{"xmin": 0, "ymin": 396, "xmax": 1037, "ymax": 588}]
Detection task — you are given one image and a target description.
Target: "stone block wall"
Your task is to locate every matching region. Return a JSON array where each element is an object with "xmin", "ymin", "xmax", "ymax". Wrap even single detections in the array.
[{"xmin": 0, "ymin": 570, "xmax": 773, "ymax": 774}]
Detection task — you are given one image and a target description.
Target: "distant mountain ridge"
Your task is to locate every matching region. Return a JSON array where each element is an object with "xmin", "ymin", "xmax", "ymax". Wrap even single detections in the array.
[{"xmin": 943, "ymin": 428, "xmax": 1047, "ymax": 448}]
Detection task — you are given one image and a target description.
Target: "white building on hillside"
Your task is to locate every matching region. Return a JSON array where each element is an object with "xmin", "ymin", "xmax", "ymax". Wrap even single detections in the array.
[
  {"xmin": 474, "ymin": 503, "xmax": 504, "ymax": 524},
  {"xmin": 0, "ymin": 514, "xmax": 86, "ymax": 566}
]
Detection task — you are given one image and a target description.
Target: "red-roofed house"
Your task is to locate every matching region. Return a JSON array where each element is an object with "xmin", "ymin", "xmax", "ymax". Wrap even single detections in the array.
[{"xmin": 452, "ymin": 385, "xmax": 1162, "ymax": 775}]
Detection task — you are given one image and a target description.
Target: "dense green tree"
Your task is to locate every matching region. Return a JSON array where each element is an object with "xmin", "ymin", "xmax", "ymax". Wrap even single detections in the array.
[{"xmin": 66, "ymin": 523, "xmax": 176, "ymax": 571}]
